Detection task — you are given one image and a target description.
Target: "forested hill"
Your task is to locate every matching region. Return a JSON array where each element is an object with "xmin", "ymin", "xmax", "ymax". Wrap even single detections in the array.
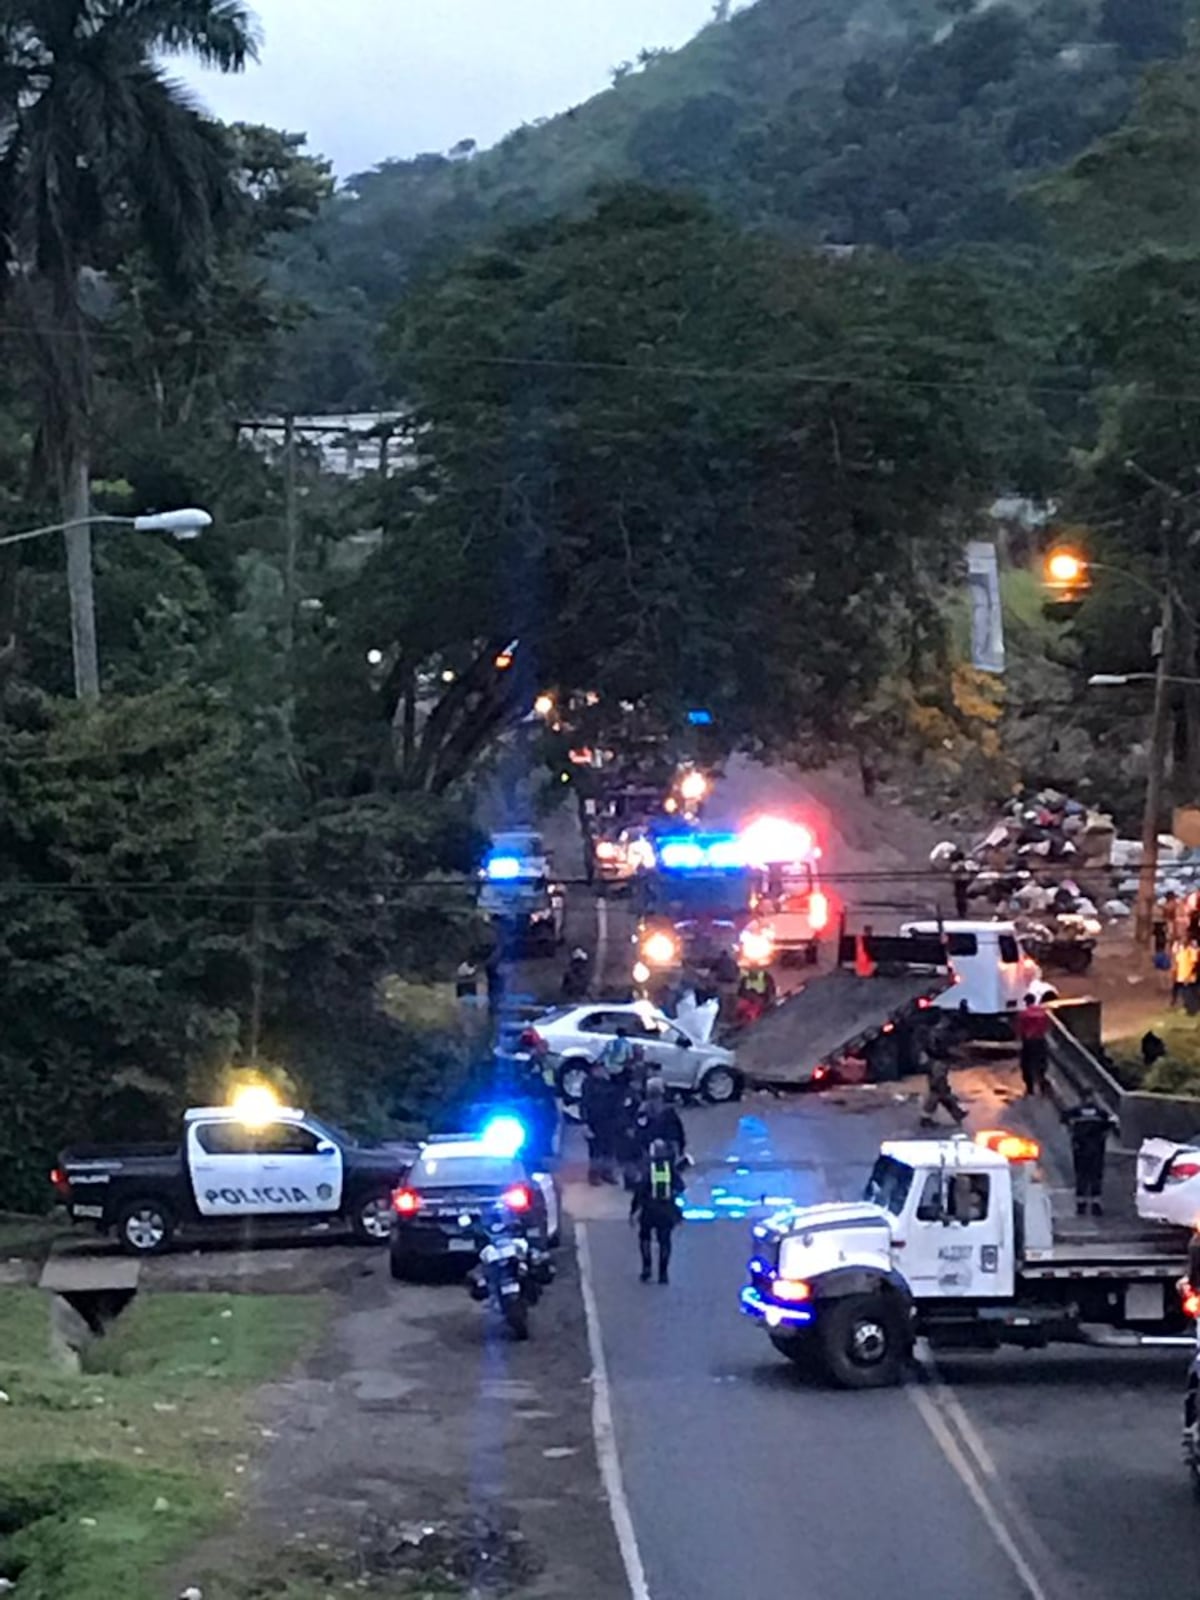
[{"xmin": 274, "ymin": 0, "xmax": 1188, "ymax": 409}]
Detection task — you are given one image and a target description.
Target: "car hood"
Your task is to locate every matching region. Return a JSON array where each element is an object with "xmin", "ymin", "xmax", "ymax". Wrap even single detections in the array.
[{"xmin": 772, "ymin": 1201, "xmax": 895, "ymax": 1277}]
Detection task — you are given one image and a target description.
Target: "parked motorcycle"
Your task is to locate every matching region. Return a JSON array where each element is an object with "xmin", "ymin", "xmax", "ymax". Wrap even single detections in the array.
[{"xmin": 466, "ymin": 1205, "xmax": 554, "ymax": 1340}]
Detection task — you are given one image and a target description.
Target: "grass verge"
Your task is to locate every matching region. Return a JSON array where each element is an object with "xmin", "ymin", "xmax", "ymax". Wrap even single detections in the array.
[
  {"xmin": 1109, "ymin": 1012, "xmax": 1200, "ymax": 1096},
  {"xmin": 0, "ymin": 1212, "xmax": 70, "ymax": 1261},
  {"xmin": 0, "ymin": 1286, "xmax": 328, "ymax": 1600}
]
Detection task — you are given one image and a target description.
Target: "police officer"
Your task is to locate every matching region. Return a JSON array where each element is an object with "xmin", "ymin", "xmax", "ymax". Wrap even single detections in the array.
[
  {"xmin": 1063, "ymin": 1098, "xmax": 1117, "ymax": 1217},
  {"xmin": 630, "ymin": 1138, "xmax": 684, "ymax": 1284},
  {"xmin": 632, "ymin": 1076, "xmax": 687, "ymax": 1161},
  {"xmin": 581, "ymin": 1059, "xmax": 622, "ymax": 1186}
]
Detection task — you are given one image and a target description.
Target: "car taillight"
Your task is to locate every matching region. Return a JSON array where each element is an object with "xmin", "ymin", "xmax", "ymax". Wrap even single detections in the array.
[
  {"xmin": 772, "ymin": 1278, "xmax": 811, "ymax": 1303},
  {"xmin": 808, "ymin": 891, "xmax": 829, "ymax": 932},
  {"xmin": 1167, "ymin": 1161, "xmax": 1200, "ymax": 1184},
  {"xmin": 502, "ymin": 1184, "xmax": 532, "ymax": 1212},
  {"xmin": 1183, "ymin": 1286, "xmax": 1200, "ymax": 1319},
  {"xmin": 392, "ymin": 1188, "xmax": 421, "ymax": 1215},
  {"xmin": 49, "ymin": 1166, "xmax": 69, "ymax": 1197},
  {"xmin": 518, "ymin": 1028, "xmax": 545, "ymax": 1052}
]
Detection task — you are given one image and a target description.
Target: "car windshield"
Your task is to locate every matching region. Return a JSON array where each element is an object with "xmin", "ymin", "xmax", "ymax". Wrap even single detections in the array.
[
  {"xmin": 863, "ymin": 1156, "xmax": 915, "ymax": 1216},
  {"xmin": 412, "ymin": 1153, "xmax": 524, "ymax": 1189}
]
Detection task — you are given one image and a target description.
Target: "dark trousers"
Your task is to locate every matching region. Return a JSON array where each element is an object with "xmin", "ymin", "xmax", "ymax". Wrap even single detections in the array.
[
  {"xmin": 953, "ymin": 880, "xmax": 969, "ymax": 918},
  {"xmin": 639, "ymin": 1219, "xmax": 675, "ymax": 1281},
  {"xmin": 1020, "ymin": 1038, "xmax": 1048, "ymax": 1095},
  {"xmin": 1073, "ymin": 1146, "xmax": 1105, "ymax": 1210}
]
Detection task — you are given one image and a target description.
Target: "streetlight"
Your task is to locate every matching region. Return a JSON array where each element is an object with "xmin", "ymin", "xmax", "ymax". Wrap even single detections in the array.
[
  {"xmin": 1058, "ymin": 548, "xmax": 1196, "ymax": 945},
  {"xmin": 0, "ymin": 508, "xmax": 213, "ymax": 699}
]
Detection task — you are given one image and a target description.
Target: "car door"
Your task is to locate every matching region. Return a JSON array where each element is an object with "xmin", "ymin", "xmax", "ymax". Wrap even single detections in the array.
[
  {"xmin": 189, "ymin": 1119, "xmax": 343, "ymax": 1219},
  {"xmin": 903, "ymin": 1170, "xmax": 1011, "ymax": 1299},
  {"xmin": 640, "ymin": 1017, "xmax": 696, "ymax": 1089}
]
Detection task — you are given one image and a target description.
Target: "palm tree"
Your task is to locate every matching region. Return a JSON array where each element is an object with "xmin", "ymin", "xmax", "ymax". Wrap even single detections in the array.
[{"xmin": 0, "ymin": 0, "xmax": 259, "ymax": 696}]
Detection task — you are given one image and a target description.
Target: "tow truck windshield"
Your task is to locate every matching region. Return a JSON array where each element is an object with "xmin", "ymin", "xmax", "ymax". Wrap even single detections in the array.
[
  {"xmin": 863, "ymin": 1155, "xmax": 915, "ymax": 1216},
  {"xmin": 643, "ymin": 872, "xmax": 753, "ymax": 919}
]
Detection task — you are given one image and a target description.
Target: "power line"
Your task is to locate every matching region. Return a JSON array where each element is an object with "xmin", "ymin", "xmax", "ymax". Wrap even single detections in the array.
[{"xmin": 9, "ymin": 313, "xmax": 1200, "ymax": 409}]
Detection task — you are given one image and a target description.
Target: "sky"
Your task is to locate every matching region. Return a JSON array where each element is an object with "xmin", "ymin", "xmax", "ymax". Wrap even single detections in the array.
[{"xmin": 180, "ymin": 0, "xmax": 724, "ymax": 178}]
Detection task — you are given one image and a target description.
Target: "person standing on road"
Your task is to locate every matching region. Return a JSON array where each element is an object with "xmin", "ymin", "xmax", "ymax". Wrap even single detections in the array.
[
  {"xmin": 630, "ymin": 1138, "xmax": 684, "ymax": 1284},
  {"xmin": 581, "ymin": 1060, "xmax": 621, "ymax": 1186},
  {"xmin": 600, "ymin": 1025, "xmax": 636, "ymax": 1076},
  {"xmin": 1015, "ymin": 993, "xmax": 1051, "ymax": 1096},
  {"xmin": 561, "ymin": 947, "xmax": 590, "ymax": 1001},
  {"xmin": 1063, "ymin": 1098, "xmax": 1117, "ymax": 1218},
  {"xmin": 950, "ymin": 853, "xmax": 971, "ymax": 919},
  {"xmin": 632, "ymin": 1076, "xmax": 687, "ymax": 1161},
  {"xmin": 918, "ymin": 1019, "xmax": 966, "ymax": 1129},
  {"xmin": 1172, "ymin": 939, "xmax": 1199, "ymax": 1009}
]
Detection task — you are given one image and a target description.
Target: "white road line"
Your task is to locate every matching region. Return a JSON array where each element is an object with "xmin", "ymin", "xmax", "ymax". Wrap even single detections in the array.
[
  {"xmin": 595, "ymin": 894, "xmax": 609, "ymax": 981},
  {"xmin": 576, "ymin": 1222, "xmax": 652, "ymax": 1600},
  {"xmin": 909, "ymin": 1385, "xmax": 1049, "ymax": 1600}
]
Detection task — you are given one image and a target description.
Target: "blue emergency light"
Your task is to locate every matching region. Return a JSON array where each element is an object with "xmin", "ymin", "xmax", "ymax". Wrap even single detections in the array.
[
  {"xmin": 687, "ymin": 709, "xmax": 714, "ymax": 726},
  {"xmin": 480, "ymin": 1114, "xmax": 527, "ymax": 1157},
  {"xmin": 655, "ymin": 832, "xmax": 746, "ymax": 872},
  {"xmin": 485, "ymin": 855, "xmax": 523, "ymax": 881}
]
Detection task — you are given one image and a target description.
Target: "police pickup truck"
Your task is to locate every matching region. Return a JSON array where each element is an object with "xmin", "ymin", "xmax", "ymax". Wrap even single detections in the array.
[
  {"xmin": 54, "ymin": 1102, "xmax": 415, "ymax": 1255},
  {"xmin": 740, "ymin": 1129, "xmax": 1192, "ymax": 1388}
]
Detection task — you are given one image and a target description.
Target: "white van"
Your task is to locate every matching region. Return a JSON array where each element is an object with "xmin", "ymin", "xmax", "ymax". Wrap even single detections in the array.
[{"xmin": 900, "ymin": 920, "xmax": 1057, "ymax": 1028}]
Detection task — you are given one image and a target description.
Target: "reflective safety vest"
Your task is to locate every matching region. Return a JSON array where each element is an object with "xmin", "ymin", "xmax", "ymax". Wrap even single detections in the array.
[
  {"xmin": 649, "ymin": 1160, "xmax": 674, "ymax": 1202},
  {"xmin": 743, "ymin": 968, "xmax": 768, "ymax": 995}
]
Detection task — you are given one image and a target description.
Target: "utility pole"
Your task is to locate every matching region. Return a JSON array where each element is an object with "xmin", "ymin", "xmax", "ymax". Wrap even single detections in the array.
[
  {"xmin": 1135, "ymin": 586, "xmax": 1173, "ymax": 946},
  {"xmin": 64, "ymin": 457, "xmax": 100, "ymax": 700},
  {"xmin": 283, "ymin": 412, "xmax": 298, "ymax": 664}
]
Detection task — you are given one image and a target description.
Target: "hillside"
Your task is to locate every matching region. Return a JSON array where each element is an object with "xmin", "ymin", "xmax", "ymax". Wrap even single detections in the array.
[{"xmin": 272, "ymin": 0, "xmax": 1188, "ymax": 409}]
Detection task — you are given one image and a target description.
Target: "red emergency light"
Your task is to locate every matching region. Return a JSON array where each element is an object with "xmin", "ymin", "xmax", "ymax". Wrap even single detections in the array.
[{"xmin": 740, "ymin": 815, "xmax": 817, "ymax": 867}]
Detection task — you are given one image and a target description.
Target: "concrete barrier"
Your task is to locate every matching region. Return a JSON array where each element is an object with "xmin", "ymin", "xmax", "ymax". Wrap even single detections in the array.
[{"xmin": 1120, "ymin": 1091, "xmax": 1200, "ymax": 1147}]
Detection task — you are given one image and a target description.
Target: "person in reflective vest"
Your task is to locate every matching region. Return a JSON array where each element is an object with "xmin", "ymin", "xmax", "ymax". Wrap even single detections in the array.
[{"xmin": 630, "ymin": 1139, "xmax": 684, "ymax": 1285}]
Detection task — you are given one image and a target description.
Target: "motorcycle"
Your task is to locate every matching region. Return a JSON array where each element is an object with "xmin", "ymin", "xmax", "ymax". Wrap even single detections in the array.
[{"xmin": 466, "ymin": 1206, "xmax": 554, "ymax": 1340}]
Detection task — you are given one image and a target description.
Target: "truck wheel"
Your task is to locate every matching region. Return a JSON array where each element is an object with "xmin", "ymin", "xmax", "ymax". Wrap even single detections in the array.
[
  {"xmin": 770, "ymin": 1330, "xmax": 816, "ymax": 1370},
  {"xmin": 557, "ymin": 1058, "xmax": 589, "ymax": 1104},
  {"xmin": 700, "ymin": 1065, "xmax": 740, "ymax": 1104},
  {"xmin": 351, "ymin": 1191, "xmax": 394, "ymax": 1244},
  {"xmin": 116, "ymin": 1199, "xmax": 175, "ymax": 1256},
  {"xmin": 818, "ymin": 1293, "xmax": 909, "ymax": 1389}
]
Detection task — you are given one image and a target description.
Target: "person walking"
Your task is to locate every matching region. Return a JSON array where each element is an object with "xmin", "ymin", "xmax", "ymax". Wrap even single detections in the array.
[
  {"xmin": 1014, "ymin": 992, "xmax": 1052, "ymax": 1096},
  {"xmin": 918, "ymin": 1020, "xmax": 966, "ymax": 1129},
  {"xmin": 581, "ymin": 1060, "xmax": 621, "ymax": 1186},
  {"xmin": 951, "ymin": 854, "xmax": 971, "ymax": 919},
  {"xmin": 1063, "ymin": 1098, "xmax": 1117, "ymax": 1217},
  {"xmin": 1171, "ymin": 939, "xmax": 1198, "ymax": 1009},
  {"xmin": 561, "ymin": 947, "xmax": 590, "ymax": 1001},
  {"xmin": 630, "ymin": 1138, "xmax": 684, "ymax": 1283}
]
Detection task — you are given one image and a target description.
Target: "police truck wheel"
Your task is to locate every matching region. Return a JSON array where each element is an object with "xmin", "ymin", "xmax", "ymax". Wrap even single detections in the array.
[
  {"xmin": 818, "ymin": 1293, "xmax": 908, "ymax": 1389},
  {"xmin": 116, "ymin": 1199, "xmax": 175, "ymax": 1256},
  {"xmin": 700, "ymin": 1065, "xmax": 739, "ymax": 1104},
  {"xmin": 558, "ymin": 1059, "xmax": 589, "ymax": 1104},
  {"xmin": 351, "ymin": 1191, "xmax": 394, "ymax": 1244}
]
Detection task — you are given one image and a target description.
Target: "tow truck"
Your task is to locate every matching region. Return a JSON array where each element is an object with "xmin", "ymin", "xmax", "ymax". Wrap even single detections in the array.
[
  {"xmin": 631, "ymin": 831, "xmax": 758, "ymax": 988},
  {"xmin": 740, "ymin": 1129, "xmax": 1193, "ymax": 1388}
]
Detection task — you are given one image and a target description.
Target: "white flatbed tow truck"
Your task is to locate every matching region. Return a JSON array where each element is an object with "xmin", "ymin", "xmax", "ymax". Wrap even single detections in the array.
[{"xmin": 740, "ymin": 1129, "xmax": 1194, "ymax": 1387}]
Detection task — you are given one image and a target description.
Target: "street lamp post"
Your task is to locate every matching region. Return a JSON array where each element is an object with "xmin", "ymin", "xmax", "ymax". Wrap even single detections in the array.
[{"xmin": 0, "ymin": 508, "xmax": 212, "ymax": 699}]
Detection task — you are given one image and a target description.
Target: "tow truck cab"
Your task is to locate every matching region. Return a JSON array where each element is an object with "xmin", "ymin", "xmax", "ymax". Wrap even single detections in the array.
[
  {"xmin": 900, "ymin": 920, "xmax": 1057, "ymax": 1025},
  {"xmin": 741, "ymin": 1132, "xmax": 1191, "ymax": 1388}
]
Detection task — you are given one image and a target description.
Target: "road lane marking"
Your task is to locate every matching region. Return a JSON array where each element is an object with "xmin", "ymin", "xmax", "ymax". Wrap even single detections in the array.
[
  {"xmin": 576, "ymin": 1222, "xmax": 652, "ymax": 1600},
  {"xmin": 909, "ymin": 1384, "xmax": 1050, "ymax": 1600}
]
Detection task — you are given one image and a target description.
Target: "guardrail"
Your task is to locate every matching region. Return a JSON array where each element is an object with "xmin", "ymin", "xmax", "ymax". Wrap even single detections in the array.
[{"xmin": 1048, "ymin": 1007, "xmax": 1124, "ymax": 1116}]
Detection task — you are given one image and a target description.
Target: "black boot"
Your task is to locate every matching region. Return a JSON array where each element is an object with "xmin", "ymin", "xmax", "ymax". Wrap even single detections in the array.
[
  {"xmin": 639, "ymin": 1242, "xmax": 652, "ymax": 1283},
  {"xmin": 1092, "ymin": 1201, "xmax": 1104, "ymax": 1217},
  {"xmin": 1076, "ymin": 1200, "xmax": 1087, "ymax": 1217}
]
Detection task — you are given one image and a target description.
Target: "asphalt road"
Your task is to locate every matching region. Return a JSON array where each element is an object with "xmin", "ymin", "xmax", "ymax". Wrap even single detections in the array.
[{"xmin": 576, "ymin": 1088, "xmax": 1200, "ymax": 1600}]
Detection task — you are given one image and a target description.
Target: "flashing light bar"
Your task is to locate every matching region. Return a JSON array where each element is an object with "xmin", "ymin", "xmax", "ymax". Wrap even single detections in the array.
[
  {"xmin": 656, "ymin": 833, "xmax": 746, "ymax": 872},
  {"xmin": 485, "ymin": 855, "xmax": 523, "ymax": 881}
]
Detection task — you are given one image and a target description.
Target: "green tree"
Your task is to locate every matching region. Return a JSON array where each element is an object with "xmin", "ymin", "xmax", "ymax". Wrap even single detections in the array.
[{"xmin": 0, "ymin": 0, "xmax": 258, "ymax": 695}]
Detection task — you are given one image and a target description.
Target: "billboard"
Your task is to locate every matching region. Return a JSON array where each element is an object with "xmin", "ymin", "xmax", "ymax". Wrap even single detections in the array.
[{"xmin": 966, "ymin": 541, "xmax": 1005, "ymax": 675}]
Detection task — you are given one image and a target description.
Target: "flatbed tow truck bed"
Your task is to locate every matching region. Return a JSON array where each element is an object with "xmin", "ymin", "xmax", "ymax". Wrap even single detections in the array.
[{"xmin": 739, "ymin": 934, "xmax": 951, "ymax": 1089}]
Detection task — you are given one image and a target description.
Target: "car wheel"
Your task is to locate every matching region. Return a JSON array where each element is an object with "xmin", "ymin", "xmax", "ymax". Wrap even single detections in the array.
[
  {"xmin": 700, "ymin": 1065, "xmax": 740, "ymax": 1104},
  {"xmin": 351, "ymin": 1191, "xmax": 394, "ymax": 1244},
  {"xmin": 817, "ymin": 1293, "xmax": 909, "ymax": 1389},
  {"xmin": 116, "ymin": 1198, "xmax": 175, "ymax": 1257},
  {"xmin": 557, "ymin": 1058, "xmax": 590, "ymax": 1103}
]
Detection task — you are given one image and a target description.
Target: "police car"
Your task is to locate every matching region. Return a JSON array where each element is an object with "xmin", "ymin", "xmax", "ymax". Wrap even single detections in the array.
[
  {"xmin": 53, "ymin": 1088, "xmax": 416, "ymax": 1255},
  {"xmin": 388, "ymin": 1117, "xmax": 560, "ymax": 1279}
]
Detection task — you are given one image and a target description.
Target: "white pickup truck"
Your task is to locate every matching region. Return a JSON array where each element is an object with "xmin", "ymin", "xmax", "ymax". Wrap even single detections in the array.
[{"xmin": 740, "ymin": 1129, "xmax": 1192, "ymax": 1387}]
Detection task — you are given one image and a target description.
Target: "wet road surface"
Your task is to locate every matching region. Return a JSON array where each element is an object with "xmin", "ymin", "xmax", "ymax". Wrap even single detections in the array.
[{"xmin": 575, "ymin": 1088, "xmax": 1200, "ymax": 1600}]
